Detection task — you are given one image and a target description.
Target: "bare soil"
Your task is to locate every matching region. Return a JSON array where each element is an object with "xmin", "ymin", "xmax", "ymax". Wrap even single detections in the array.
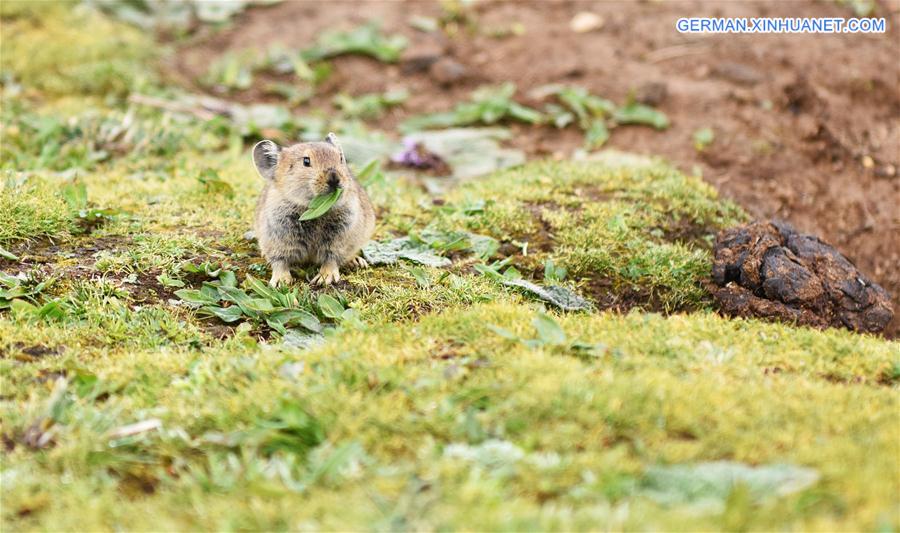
[{"xmin": 171, "ymin": 0, "xmax": 900, "ymax": 334}]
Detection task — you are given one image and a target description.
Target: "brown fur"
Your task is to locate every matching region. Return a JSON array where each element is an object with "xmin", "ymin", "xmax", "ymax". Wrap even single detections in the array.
[{"xmin": 252, "ymin": 136, "xmax": 375, "ymax": 286}]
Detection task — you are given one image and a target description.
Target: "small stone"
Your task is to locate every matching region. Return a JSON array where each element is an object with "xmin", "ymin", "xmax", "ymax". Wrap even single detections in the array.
[
  {"xmin": 570, "ymin": 12, "xmax": 604, "ymax": 33},
  {"xmin": 713, "ymin": 62, "xmax": 763, "ymax": 86},
  {"xmin": 400, "ymin": 39, "xmax": 445, "ymax": 73},
  {"xmin": 635, "ymin": 82, "xmax": 668, "ymax": 106},
  {"xmin": 430, "ymin": 57, "xmax": 469, "ymax": 86},
  {"xmin": 874, "ymin": 164, "xmax": 896, "ymax": 178},
  {"xmin": 861, "ymin": 155, "xmax": 875, "ymax": 168}
]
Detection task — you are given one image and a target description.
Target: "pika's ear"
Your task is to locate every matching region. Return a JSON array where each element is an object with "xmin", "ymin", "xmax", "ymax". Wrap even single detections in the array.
[
  {"xmin": 252, "ymin": 140, "xmax": 281, "ymax": 180},
  {"xmin": 325, "ymin": 132, "xmax": 345, "ymax": 164}
]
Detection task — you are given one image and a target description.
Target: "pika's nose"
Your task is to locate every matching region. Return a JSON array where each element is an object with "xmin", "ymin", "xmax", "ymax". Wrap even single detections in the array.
[{"xmin": 326, "ymin": 169, "xmax": 340, "ymax": 190}]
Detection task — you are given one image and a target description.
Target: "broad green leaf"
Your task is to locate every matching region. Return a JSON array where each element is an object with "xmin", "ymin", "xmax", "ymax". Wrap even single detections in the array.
[
  {"xmin": 180, "ymin": 261, "xmax": 222, "ymax": 278},
  {"xmin": 340, "ymin": 308, "xmax": 365, "ymax": 329},
  {"xmin": 532, "ymin": 313, "xmax": 567, "ymax": 346},
  {"xmin": 218, "ymin": 286, "xmax": 257, "ymax": 317},
  {"xmin": 0, "ymin": 272, "xmax": 19, "ymax": 287},
  {"xmin": 0, "ymin": 245, "xmax": 18, "ymax": 261},
  {"xmin": 508, "ymin": 103, "xmax": 544, "ymax": 124},
  {"xmin": 299, "ymin": 188, "xmax": 343, "ymax": 221},
  {"xmin": 502, "ymin": 278, "xmax": 592, "ymax": 312},
  {"xmin": 218, "ymin": 270, "xmax": 237, "ymax": 288},
  {"xmin": 270, "ymin": 309, "xmax": 322, "ymax": 333},
  {"xmin": 175, "ymin": 289, "xmax": 219, "ymax": 307},
  {"xmin": 245, "ymin": 298, "xmax": 276, "ymax": 313},
  {"xmin": 266, "ymin": 318, "xmax": 288, "ymax": 335},
  {"xmin": 304, "ymin": 23, "xmax": 407, "ymax": 63},
  {"xmin": 502, "ymin": 266, "xmax": 522, "ymax": 280},
  {"xmin": 473, "ymin": 263, "xmax": 504, "ymax": 281},
  {"xmin": 156, "ymin": 273, "xmax": 185, "ymax": 288},
  {"xmin": 201, "ymin": 305, "xmax": 244, "ymax": 323},
  {"xmin": 61, "ymin": 182, "xmax": 88, "ymax": 209},
  {"xmin": 10, "ymin": 298, "xmax": 38, "ymax": 316},
  {"xmin": 317, "ymin": 294, "xmax": 344, "ymax": 319},
  {"xmin": 363, "ymin": 238, "xmax": 451, "ymax": 268},
  {"xmin": 613, "ymin": 102, "xmax": 670, "ymax": 130},
  {"xmin": 0, "ymin": 286, "xmax": 27, "ymax": 299},
  {"xmin": 404, "ymin": 265, "xmax": 431, "ymax": 288},
  {"xmin": 640, "ymin": 461, "xmax": 820, "ymax": 505},
  {"xmin": 585, "ymin": 120, "xmax": 610, "ymax": 149},
  {"xmin": 200, "ymin": 283, "xmax": 221, "ymax": 302},
  {"xmin": 37, "ymin": 301, "xmax": 67, "ymax": 320},
  {"xmin": 245, "ymin": 274, "xmax": 280, "ymax": 302}
]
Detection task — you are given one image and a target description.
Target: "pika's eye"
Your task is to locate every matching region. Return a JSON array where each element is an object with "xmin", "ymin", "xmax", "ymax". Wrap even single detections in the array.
[{"xmin": 303, "ymin": 156, "xmax": 311, "ymax": 167}]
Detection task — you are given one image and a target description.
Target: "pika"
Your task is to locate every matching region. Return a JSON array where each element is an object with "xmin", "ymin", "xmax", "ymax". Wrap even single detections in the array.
[{"xmin": 251, "ymin": 133, "xmax": 375, "ymax": 287}]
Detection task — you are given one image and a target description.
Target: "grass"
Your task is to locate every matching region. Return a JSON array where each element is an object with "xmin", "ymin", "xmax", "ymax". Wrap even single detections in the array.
[
  {"xmin": 1, "ymin": 4, "xmax": 898, "ymax": 532},
  {"xmin": 0, "ymin": 1, "xmax": 155, "ymax": 98},
  {"xmin": 424, "ymin": 154, "xmax": 746, "ymax": 310},
  {"xmin": 2, "ymin": 304, "xmax": 897, "ymax": 530},
  {"xmin": 0, "ymin": 178, "xmax": 76, "ymax": 245}
]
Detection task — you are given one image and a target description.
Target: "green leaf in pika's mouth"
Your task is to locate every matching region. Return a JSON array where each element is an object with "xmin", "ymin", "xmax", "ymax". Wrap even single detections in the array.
[{"xmin": 298, "ymin": 188, "xmax": 343, "ymax": 221}]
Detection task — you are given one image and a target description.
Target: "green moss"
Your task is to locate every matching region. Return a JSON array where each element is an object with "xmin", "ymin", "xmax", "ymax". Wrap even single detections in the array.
[
  {"xmin": 2, "ymin": 303, "xmax": 896, "ymax": 530},
  {"xmin": 0, "ymin": 2, "xmax": 156, "ymax": 97},
  {"xmin": 0, "ymin": 178, "xmax": 75, "ymax": 244},
  {"xmin": 425, "ymin": 154, "xmax": 746, "ymax": 310}
]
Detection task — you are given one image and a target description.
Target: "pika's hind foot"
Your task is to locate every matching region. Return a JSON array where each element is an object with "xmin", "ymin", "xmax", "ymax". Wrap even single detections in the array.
[
  {"xmin": 269, "ymin": 261, "xmax": 293, "ymax": 287},
  {"xmin": 350, "ymin": 256, "xmax": 368, "ymax": 269},
  {"xmin": 312, "ymin": 262, "xmax": 341, "ymax": 286}
]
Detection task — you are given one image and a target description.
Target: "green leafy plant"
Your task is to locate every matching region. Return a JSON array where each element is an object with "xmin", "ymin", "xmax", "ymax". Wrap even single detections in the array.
[
  {"xmin": 476, "ymin": 258, "xmax": 590, "ymax": 311},
  {"xmin": 60, "ymin": 182, "xmax": 122, "ymax": 230},
  {"xmin": 0, "ymin": 272, "xmax": 67, "ymax": 320},
  {"xmin": 354, "ymin": 159, "xmax": 386, "ymax": 188},
  {"xmin": 401, "ymin": 83, "xmax": 543, "ymax": 131},
  {"xmin": 0, "ymin": 245, "xmax": 18, "ymax": 261},
  {"xmin": 175, "ymin": 267, "xmax": 364, "ymax": 336},
  {"xmin": 1, "ymin": 103, "xmax": 187, "ymax": 172},
  {"xmin": 264, "ymin": 83, "xmax": 315, "ymax": 106},
  {"xmin": 613, "ymin": 102, "xmax": 670, "ymax": 130},
  {"xmin": 543, "ymin": 258, "xmax": 567, "ymax": 283},
  {"xmin": 693, "ymin": 127, "xmax": 715, "ymax": 152},
  {"xmin": 403, "ymin": 265, "xmax": 432, "ymax": 288},
  {"xmin": 176, "ymin": 270, "xmax": 322, "ymax": 335},
  {"xmin": 304, "ymin": 23, "xmax": 408, "ymax": 63},
  {"xmin": 204, "ymin": 44, "xmax": 332, "ymax": 97},
  {"xmin": 204, "ymin": 50, "xmax": 255, "ymax": 91},
  {"xmin": 488, "ymin": 311, "xmax": 605, "ymax": 358},
  {"xmin": 316, "ymin": 293, "xmax": 364, "ymax": 329},
  {"xmin": 196, "ymin": 169, "xmax": 235, "ymax": 198},
  {"xmin": 553, "ymin": 85, "xmax": 616, "ymax": 129},
  {"xmin": 333, "ymin": 89, "xmax": 408, "ymax": 119},
  {"xmin": 533, "ymin": 85, "xmax": 669, "ymax": 149}
]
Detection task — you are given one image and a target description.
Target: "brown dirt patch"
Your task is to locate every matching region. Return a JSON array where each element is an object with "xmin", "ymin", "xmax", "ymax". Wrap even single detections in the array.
[
  {"xmin": 583, "ymin": 277, "xmax": 671, "ymax": 314},
  {"xmin": 171, "ymin": 0, "xmax": 899, "ymax": 334}
]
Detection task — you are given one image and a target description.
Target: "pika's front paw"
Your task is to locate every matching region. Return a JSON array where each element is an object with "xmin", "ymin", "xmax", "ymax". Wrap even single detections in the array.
[
  {"xmin": 269, "ymin": 270, "xmax": 293, "ymax": 287},
  {"xmin": 350, "ymin": 256, "xmax": 369, "ymax": 269},
  {"xmin": 311, "ymin": 263, "xmax": 341, "ymax": 286}
]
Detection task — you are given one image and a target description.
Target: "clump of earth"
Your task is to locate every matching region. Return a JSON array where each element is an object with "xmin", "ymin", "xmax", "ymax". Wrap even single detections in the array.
[{"xmin": 711, "ymin": 221, "xmax": 894, "ymax": 334}]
